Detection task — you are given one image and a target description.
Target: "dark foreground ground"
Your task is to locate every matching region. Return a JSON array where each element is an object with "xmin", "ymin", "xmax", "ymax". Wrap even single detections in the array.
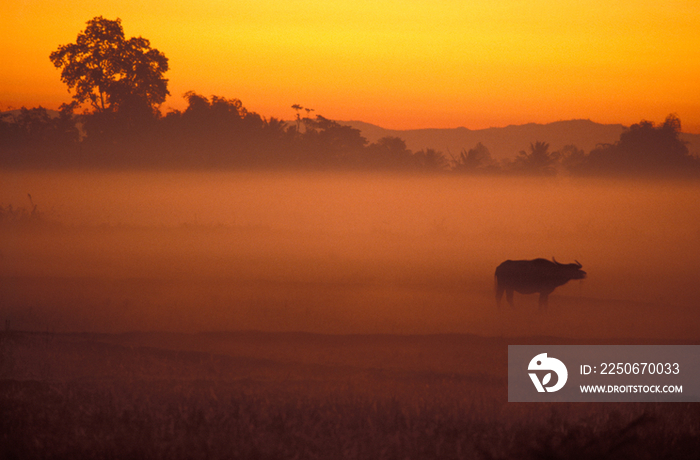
[{"xmin": 1, "ymin": 330, "xmax": 699, "ymax": 459}]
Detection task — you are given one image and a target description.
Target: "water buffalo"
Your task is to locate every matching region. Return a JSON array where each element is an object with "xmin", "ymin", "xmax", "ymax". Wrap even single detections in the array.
[{"xmin": 495, "ymin": 258, "xmax": 586, "ymax": 309}]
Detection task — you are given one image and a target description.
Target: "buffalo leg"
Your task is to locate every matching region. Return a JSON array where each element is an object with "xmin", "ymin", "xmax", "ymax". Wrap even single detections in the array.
[
  {"xmin": 539, "ymin": 292, "xmax": 549, "ymax": 310},
  {"xmin": 506, "ymin": 289, "xmax": 514, "ymax": 308}
]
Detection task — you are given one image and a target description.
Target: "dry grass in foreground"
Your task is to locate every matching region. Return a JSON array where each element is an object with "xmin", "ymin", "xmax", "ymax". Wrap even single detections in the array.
[{"xmin": 1, "ymin": 331, "xmax": 699, "ymax": 459}]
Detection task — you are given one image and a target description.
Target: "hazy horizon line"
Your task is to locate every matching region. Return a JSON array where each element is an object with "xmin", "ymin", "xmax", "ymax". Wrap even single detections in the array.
[{"xmin": 3, "ymin": 105, "xmax": 699, "ymax": 135}]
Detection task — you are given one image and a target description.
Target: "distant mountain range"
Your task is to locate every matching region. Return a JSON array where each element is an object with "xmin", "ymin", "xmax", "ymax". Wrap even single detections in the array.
[
  {"xmin": 5, "ymin": 109, "xmax": 698, "ymax": 160},
  {"xmin": 339, "ymin": 119, "xmax": 700, "ymax": 160}
]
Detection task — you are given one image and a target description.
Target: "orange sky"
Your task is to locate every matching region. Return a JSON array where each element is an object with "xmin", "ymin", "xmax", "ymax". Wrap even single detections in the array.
[{"xmin": 2, "ymin": 0, "xmax": 699, "ymax": 132}]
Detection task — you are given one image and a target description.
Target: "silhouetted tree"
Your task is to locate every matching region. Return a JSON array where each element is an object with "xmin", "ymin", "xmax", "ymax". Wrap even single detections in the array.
[
  {"xmin": 162, "ymin": 92, "xmax": 265, "ymax": 165},
  {"xmin": 511, "ymin": 141, "xmax": 559, "ymax": 175},
  {"xmin": 50, "ymin": 17, "xmax": 169, "ymax": 116},
  {"xmin": 366, "ymin": 137, "xmax": 414, "ymax": 169},
  {"xmin": 258, "ymin": 117, "xmax": 290, "ymax": 161},
  {"xmin": 453, "ymin": 142, "xmax": 499, "ymax": 173},
  {"xmin": 291, "ymin": 115, "xmax": 367, "ymax": 166},
  {"xmin": 263, "ymin": 117, "xmax": 287, "ymax": 136},
  {"xmin": 291, "ymin": 104, "xmax": 304, "ymax": 133},
  {"xmin": 413, "ymin": 148, "xmax": 448, "ymax": 171},
  {"xmin": 0, "ymin": 104, "xmax": 80, "ymax": 166},
  {"xmin": 559, "ymin": 144, "xmax": 586, "ymax": 173},
  {"xmin": 574, "ymin": 114, "xmax": 697, "ymax": 176},
  {"xmin": 0, "ymin": 112, "xmax": 13, "ymax": 146}
]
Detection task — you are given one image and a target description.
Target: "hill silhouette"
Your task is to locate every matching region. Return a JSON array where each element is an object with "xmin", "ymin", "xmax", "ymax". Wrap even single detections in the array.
[
  {"xmin": 4, "ymin": 106, "xmax": 700, "ymax": 172},
  {"xmin": 340, "ymin": 119, "xmax": 700, "ymax": 160},
  {"xmin": 5, "ymin": 110, "xmax": 699, "ymax": 160},
  {"xmin": 10, "ymin": 111, "xmax": 695, "ymax": 161}
]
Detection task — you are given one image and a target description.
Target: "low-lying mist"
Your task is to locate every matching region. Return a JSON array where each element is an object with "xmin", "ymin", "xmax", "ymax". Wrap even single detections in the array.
[{"xmin": 2, "ymin": 170, "xmax": 699, "ymax": 339}]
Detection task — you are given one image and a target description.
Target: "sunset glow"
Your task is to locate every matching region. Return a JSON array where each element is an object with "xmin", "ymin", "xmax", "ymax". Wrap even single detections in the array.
[
  {"xmin": 2, "ymin": 0, "xmax": 700, "ymax": 131},
  {"xmin": 4, "ymin": 3, "xmax": 700, "ymax": 454}
]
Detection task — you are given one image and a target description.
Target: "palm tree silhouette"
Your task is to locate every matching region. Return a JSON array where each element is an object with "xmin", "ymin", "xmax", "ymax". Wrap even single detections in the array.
[{"xmin": 514, "ymin": 141, "xmax": 559, "ymax": 175}]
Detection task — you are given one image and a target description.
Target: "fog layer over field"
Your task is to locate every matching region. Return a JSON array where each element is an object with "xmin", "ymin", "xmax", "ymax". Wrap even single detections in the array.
[{"xmin": 2, "ymin": 171, "xmax": 699, "ymax": 339}]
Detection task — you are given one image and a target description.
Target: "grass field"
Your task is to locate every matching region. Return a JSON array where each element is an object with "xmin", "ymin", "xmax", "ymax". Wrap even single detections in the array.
[
  {"xmin": 2, "ymin": 172, "xmax": 700, "ymax": 458},
  {"xmin": 2, "ymin": 330, "xmax": 699, "ymax": 459}
]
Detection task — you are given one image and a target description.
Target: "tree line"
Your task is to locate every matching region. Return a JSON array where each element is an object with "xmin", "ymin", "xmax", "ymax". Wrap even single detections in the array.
[{"xmin": 1, "ymin": 16, "xmax": 698, "ymax": 176}]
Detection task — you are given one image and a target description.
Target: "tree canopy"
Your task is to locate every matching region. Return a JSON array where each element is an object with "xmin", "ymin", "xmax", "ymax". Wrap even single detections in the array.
[
  {"xmin": 572, "ymin": 114, "xmax": 695, "ymax": 176},
  {"xmin": 49, "ymin": 16, "xmax": 169, "ymax": 116},
  {"xmin": 5, "ymin": 20, "xmax": 700, "ymax": 175},
  {"xmin": 512, "ymin": 141, "xmax": 560, "ymax": 175}
]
